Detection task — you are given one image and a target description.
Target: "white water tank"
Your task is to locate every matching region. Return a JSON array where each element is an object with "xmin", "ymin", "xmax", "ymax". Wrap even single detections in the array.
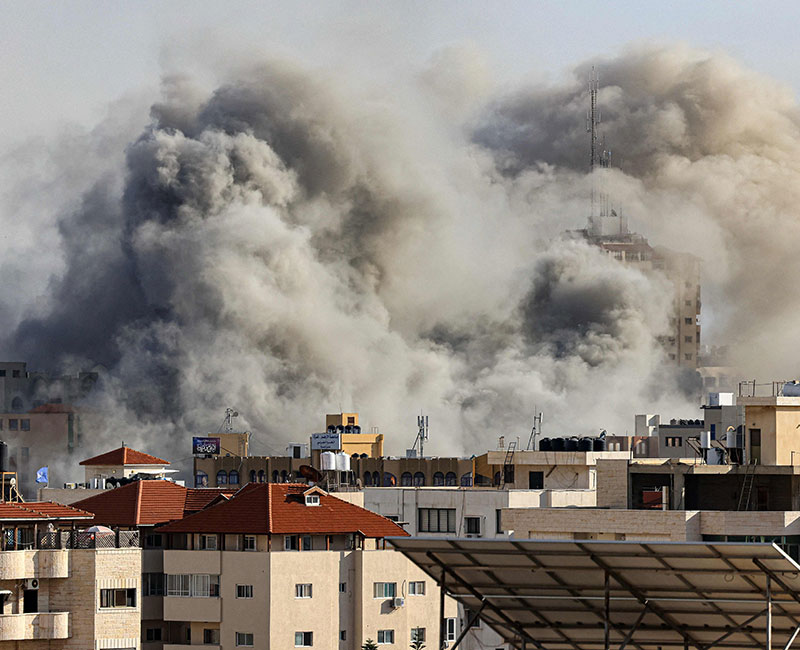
[
  {"xmin": 783, "ymin": 382, "xmax": 800, "ymax": 397},
  {"xmin": 700, "ymin": 431, "xmax": 711, "ymax": 449},
  {"xmin": 321, "ymin": 451, "xmax": 336, "ymax": 471},
  {"xmin": 335, "ymin": 452, "xmax": 351, "ymax": 472}
]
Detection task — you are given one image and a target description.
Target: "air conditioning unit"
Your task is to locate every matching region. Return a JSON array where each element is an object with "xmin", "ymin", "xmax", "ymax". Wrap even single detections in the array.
[
  {"xmin": 25, "ymin": 579, "xmax": 39, "ymax": 590},
  {"xmin": 392, "ymin": 597, "xmax": 405, "ymax": 608}
]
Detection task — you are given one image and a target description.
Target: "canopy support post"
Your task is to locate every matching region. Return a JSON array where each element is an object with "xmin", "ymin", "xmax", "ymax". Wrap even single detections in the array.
[
  {"xmin": 617, "ymin": 602, "xmax": 648, "ymax": 650},
  {"xmin": 604, "ymin": 570, "xmax": 610, "ymax": 650},
  {"xmin": 783, "ymin": 626, "xmax": 800, "ymax": 650},
  {"xmin": 450, "ymin": 599, "xmax": 486, "ymax": 650},
  {"xmin": 768, "ymin": 574, "xmax": 773, "ymax": 650}
]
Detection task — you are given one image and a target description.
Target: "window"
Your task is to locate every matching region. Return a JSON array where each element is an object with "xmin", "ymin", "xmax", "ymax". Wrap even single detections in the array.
[
  {"xmin": 8, "ymin": 419, "xmax": 17, "ymax": 431},
  {"xmin": 11, "ymin": 370, "xmax": 20, "ymax": 379},
  {"xmin": 665, "ymin": 437, "xmax": 683, "ymax": 447},
  {"xmin": 167, "ymin": 574, "xmax": 218, "ymax": 597},
  {"xmin": 0, "ymin": 369, "xmax": 5, "ymax": 377},
  {"xmin": 669, "ymin": 353, "xmax": 677, "ymax": 360},
  {"xmin": 167, "ymin": 574, "xmax": 190, "ymax": 597},
  {"xmin": 100, "ymin": 588, "xmax": 136, "ymax": 608},
  {"xmin": 249, "ymin": 469, "xmax": 256, "ymax": 483},
  {"xmin": 400, "ymin": 472, "xmax": 412, "ymax": 486},
  {"xmin": 295, "ymin": 583, "xmax": 312, "ymax": 598},
  {"xmin": 685, "ymin": 353, "xmax": 693, "ymax": 360},
  {"xmin": 216, "ymin": 470, "xmax": 228, "ymax": 485},
  {"xmin": 445, "ymin": 471, "xmax": 457, "ymax": 486},
  {"xmin": 195, "ymin": 471, "xmax": 208, "ymax": 487},
  {"xmin": 339, "ymin": 582, "xmax": 347, "ymax": 593},
  {"xmin": 145, "ymin": 628, "xmax": 162, "ymax": 641},
  {"xmin": 364, "ymin": 472, "xmax": 373, "ymax": 486},
  {"xmin": 203, "ymin": 629, "xmax": 220, "ymax": 643},
  {"xmin": 377, "ymin": 629, "xmax": 395, "ymax": 644},
  {"xmin": 529, "ymin": 471, "xmax": 544, "ymax": 489},
  {"xmin": 408, "ymin": 581, "xmax": 425, "ymax": 595},
  {"xmin": 244, "ymin": 535, "xmax": 256, "ymax": 551},
  {"xmin": 496, "ymin": 509, "xmax": 502, "ymax": 534},
  {"xmin": 684, "ymin": 336, "xmax": 693, "ymax": 343},
  {"xmin": 685, "ymin": 317, "xmax": 693, "ymax": 325},
  {"xmin": 465, "ymin": 607, "xmax": 482, "ymax": 627},
  {"xmin": 229, "ymin": 469, "xmax": 239, "ymax": 484},
  {"xmin": 305, "ymin": 494, "xmax": 320, "ymax": 506},
  {"xmin": 685, "ymin": 300, "xmax": 692, "ymax": 307},
  {"xmin": 464, "ymin": 516, "xmax": 481, "ymax": 535},
  {"xmin": 144, "ymin": 572, "xmax": 164, "ymax": 596},
  {"xmin": 236, "ymin": 584, "xmax": 253, "ymax": 599},
  {"xmin": 460, "ymin": 472, "xmax": 473, "ymax": 487},
  {"xmin": 200, "ymin": 534, "xmax": 217, "ymax": 550},
  {"xmin": 145, "ymin": 533, "xmax": 163, "ymax": 548},
  {"xmin": 411, "ymin": 628, "xmax": 426, "ymax": 643},
  {"xmin": 20, "ymin": 419, "xmax": 30, "ymax": 431},
  {"xmin": 413, "ymin": 472, "xmax": 425, "ymax": 486},
  {"xmin": 302, "ymin": 535, "xmax": 312, "ymax": 551},
  {"xmin": 418, "ymin": 508, "xmax": 455, "ymax": 533},
  {"xmin": 340, "ymin": 630, "xmax": 347, "ymax": 641},
  {"xmin": 445, "ymin": 618, "xmax": 456, "ymax": 642},
  {"xmin": 236, "ymin": 632, "xmax": 254, "ymax": 647},
  {"xmin": 257, "ymin": 470, "xmax": 265, "ymax": 482},
  {"xmin": 294, "ymin": 631, "xmax": 313, "ymax": 646},
  {"xmin": 433, "ymin": 471, "xmax": 444, "ymax": 486},
  {"xmin": 373, "ymin": 582, "xmax": 397, "ymax": 598},
  {"xmin": 285, "ymin": 535, "xmax": 299, "ymax": 551}
]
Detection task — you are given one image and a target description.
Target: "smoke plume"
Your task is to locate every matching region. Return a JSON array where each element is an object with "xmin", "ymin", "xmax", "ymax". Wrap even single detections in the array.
[{"xmin": 2, "ymin": 43, "xmax": 797, "ymax": 467}]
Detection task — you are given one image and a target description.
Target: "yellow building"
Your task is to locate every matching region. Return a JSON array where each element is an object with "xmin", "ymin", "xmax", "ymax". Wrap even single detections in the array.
[{"xmin": 739, "ymin": 388, "xmax": 800, "ymax": 465}]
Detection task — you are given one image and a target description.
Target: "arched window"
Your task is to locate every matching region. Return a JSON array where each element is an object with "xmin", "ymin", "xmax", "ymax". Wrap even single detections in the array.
[
  {"xmin": 249, "ymin": 470, "xmax": 256, "ymax": 483},
  {"xmin": 401, "ymin": 472, "xmax": 413, "ymax": 486},
  {"xmin": 10, "ymin": 397, "xmax": 23, "ymax": 413},
  {"xmin": 413, "ymin": 472, "xmax": 425, "ymax": 486},
  {"xmin": 195, "ymin": 471, "xmax": 208, "ymax": 488},
  {"xmin": 445, "ymin": 472, "xmax": 457, "ymax": 486},
  {"xmin": 460, "ymin": 472, "xmax": 473, "ymax": 487},
  {"xmin": 229, "ymin": 470, "xmax": 239, "ymax": 485},
  {"xmin": 280, "ymin": 470, "xmax": 288, "ymax": 483},
  {"xmin": 272, "ymin": 470, "xmax": 279, "ymax": 483},
  {"xmin": 433, "ymin": 471, "xmax": 445, "ymax": 486},
  {"xmin": 257, "ymin": 470, "xmax": 266, "ymax": 483},
  {"xmin": 216, "ymin": 470, "xmax": 228, "ymax": 485},
  {"xmin": 372, "ymin": 471, "xmax": 380, "ymax": 486},
  {"xmin": 383, "ymin": 472, "xmax": 396, "ymax": 487},
  {"xmin": 363, "ymin": 472, "xmax": 372, "ymax": 486}
]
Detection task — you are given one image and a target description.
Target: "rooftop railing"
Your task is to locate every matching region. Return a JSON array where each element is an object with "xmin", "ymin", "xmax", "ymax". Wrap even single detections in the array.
[{"xmin": 2, "ymin": 529, "xmax": 140, "ymax": 551}]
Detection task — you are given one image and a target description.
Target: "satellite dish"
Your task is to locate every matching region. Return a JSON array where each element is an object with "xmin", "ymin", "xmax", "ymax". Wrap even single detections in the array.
[
  {"xmin": 298, "ymin": 465, "xmax": 323, "ymax": 483},
  {"xmin": 9, "ymin": 477, "xmax": 15, "ymax": 486}
]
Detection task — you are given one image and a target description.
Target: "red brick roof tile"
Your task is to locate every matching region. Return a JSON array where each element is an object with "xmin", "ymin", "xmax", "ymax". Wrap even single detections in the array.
[
  {"xmin": 157, "ymin": 483, "xmax": 408, "ymax": 538},
  {"xmin": 71, "ymin": 481, "xmax": 237, "ymax": 527},
  {"xmin": 0, "ymin": 501, "xmax": 93, "ymax": 522},
  {"xmin": 79, "ymin": 446, "xmax": 170, "ymax": 466}
]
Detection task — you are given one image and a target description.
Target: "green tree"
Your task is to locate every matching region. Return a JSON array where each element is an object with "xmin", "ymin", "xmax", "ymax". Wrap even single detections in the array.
[{"xmin": 362, "ymin": 640, "xmax": 379, "ymax": 650}]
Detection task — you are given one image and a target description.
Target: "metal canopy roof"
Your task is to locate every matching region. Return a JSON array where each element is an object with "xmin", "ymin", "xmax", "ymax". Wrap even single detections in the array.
[{"xmin": 388, "ymin": 538, "xmax": 800, "ymax": 650}]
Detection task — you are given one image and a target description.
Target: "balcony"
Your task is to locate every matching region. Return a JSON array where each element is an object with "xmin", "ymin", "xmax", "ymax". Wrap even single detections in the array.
[
  {"xmin": 0, "ymin": 549, "xmax": 69, "ymax": 580},
  {"xmin": 163, "ymin": 596, "xmax": 221, "ymax": 622},
  {"xmin": 0, "ymin": 612, "xmax": 69, "ymax": 641}
]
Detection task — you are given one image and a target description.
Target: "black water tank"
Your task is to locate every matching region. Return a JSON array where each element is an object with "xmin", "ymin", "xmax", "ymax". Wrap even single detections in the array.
[
  {"xmin": 578, "ymin": 437, "xmax": 593, "ymax": 452},
  {"xmin": 0, "ymin": 441, "xmax": 7, "ymax": 473},
  {"xmin": 593, "ymin": 437, "xmax": 607, "ymax": 451},
  {"xmin": 565, "ymin": 437, "xmax": 579, "ymax": 452},
  {"xmin": 353, "ymin": 425, "xmax": 362, "ymax": 433},
  {"xmin": 551, "ymin": 437, "xmax": 566, "ymax": 452},
  {"xmin": 539, "ymin": 438, "xmax": 552, "ymax": 452}
]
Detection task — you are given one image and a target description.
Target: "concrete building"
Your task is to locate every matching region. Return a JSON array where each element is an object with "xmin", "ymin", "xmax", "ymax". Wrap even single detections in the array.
[
  {"xmin": 0, "ymin": 500, "xmax": 141, "ymax": 649},
  {"xmin": 570, "ymin": 222, "xmax": 702, "ymax": 368},
  {"xmin": 153, "ymin": 482, "xmax": 457, "ymax": 649},
  {"xmin": 0, "ymin": 362, "xmax": 98, "ymax": 414}
]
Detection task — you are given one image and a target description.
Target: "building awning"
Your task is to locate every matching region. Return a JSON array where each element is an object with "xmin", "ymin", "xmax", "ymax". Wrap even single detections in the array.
[{"xmin": 387, "ymin": 538, "xmax": 800, "ymax": 650}]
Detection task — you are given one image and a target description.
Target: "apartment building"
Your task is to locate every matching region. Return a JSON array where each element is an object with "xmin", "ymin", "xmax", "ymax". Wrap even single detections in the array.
[
  {"xmin": 0, "ymin": 500, "xmax": 141, "ymax": 649},
  {"xmin": 70, "ymin": 479, "xmax": 237, "ymax": 648},
  {"xmin": 154, "ymin": 482, "xmax": 457, "ymax": 649}
]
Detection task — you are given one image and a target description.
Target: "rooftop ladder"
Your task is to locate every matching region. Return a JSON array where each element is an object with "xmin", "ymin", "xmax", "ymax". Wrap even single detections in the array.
[
  {"xmin": 501, "ymin": 441, "xmax": 517, "ymax": 488},
  {"xmin": 737, "ymin": 461, "xmax": 757, "ymax": 511}
]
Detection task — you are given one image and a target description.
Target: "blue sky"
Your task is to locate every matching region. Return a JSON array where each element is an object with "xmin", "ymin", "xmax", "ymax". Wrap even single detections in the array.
[{"xmin": 1, "ymin": 1, "xmax": 798, "ymax": 145}]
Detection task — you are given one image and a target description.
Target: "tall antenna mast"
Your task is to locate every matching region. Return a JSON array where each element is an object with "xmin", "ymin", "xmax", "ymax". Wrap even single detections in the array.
[
  {"xmin": 526, "ymin": 410, "xmax": 544, "ymax": 451},
  {"xmin": 414, "ymin": 414, "xmax": 429, "ymax": 458},
  {"xmin": 586, "ymin": 66, "xmax": 600, "ymax": 222}
]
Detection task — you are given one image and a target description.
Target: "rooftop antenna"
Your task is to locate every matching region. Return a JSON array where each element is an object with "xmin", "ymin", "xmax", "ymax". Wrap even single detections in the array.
[
  {"xmin": 220, "ymin": 408, "xmax": 239, "ymax": 433},
  {"xmin": 412, "ymin": 414, "xmax": 429, "ymax": 458},
  {"xmin": 526, "ymin": 410, "xmax": 544, "ymax": 450},
  {"xmin": 586, "ymin": 66, "xmax": 600, "ymax": 227}
]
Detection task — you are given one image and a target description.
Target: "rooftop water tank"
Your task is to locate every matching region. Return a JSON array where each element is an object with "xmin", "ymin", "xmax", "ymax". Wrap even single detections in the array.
[
  {"xmin": 335, "ymin": 451, "xmax": 351, "ymax": 472},
  {"xmin": 578, "ymin": 438, "xmax": 593, "ymax": 452},
  {"xmin": 551, "ymin": 437, "xmax": 565, "ymax": 452},
  {"xmin": 565, "ymin": 437, "xmax": 579, "ymax": 452},
  {"xmin": 784, "ymin": 382, "xmax": 800, "ymax": 397},
  {"xmin": 539, "ymin": 438, "xmax": 552, "ymax": 452},
  {"xmin": 321, "ymin": 451, "xmax": 336, "ymax": 471},
  {"xmin": 592, "ymin": 437, "xmax": 607, "ymax": 452}
]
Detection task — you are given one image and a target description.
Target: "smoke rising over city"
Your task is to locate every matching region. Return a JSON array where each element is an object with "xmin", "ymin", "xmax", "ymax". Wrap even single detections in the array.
[{"xmin": 1, "ymin": 43, "xmax": 798, "ymax": 458}]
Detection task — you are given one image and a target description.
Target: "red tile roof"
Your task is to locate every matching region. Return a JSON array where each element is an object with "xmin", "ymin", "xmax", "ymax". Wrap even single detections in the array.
[
  {"xmin": 0, "ymin": 501, "xmax": 93, "ymax": 522},
  {"xmin": 71, "ymin": 482, "xmax": 237, "ymax": 527},
  {"xmin": 79, "ymin": 446, "xmax": 170, "ymax": 466},
  {"xmin": 157, "ymin": 483, "xmax": 409, "ymax": 538}
]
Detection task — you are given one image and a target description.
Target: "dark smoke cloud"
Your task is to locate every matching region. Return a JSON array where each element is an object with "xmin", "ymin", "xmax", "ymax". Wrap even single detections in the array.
[{"xmin": 5, "ymin": 44, "xmax": 789, "ymax": 471}]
